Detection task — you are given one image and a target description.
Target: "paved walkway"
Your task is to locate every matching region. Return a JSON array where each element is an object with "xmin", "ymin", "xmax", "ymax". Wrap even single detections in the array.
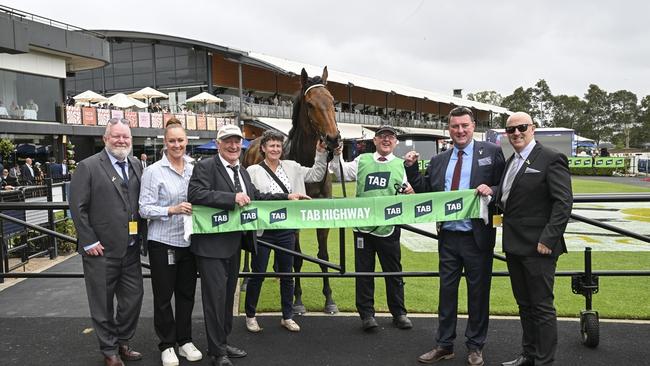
[{"xmin": 1, "ymin": 255, "xmax": 649, "ymax": 365}]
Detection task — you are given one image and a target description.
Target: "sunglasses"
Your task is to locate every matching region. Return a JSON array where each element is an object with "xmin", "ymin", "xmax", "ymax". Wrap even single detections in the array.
[{"xmin": 505, "ymin": 124, "xmax": 531, "ymax": 134}]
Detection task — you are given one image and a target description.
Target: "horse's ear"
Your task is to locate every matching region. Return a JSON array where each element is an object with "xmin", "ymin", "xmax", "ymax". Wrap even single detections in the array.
[
  {"xmin": 321, "ymin": 66, "xmax": 328, "ymax": 85},
  {"xmin": 301, "ymin": 68, "xmax": 308, "ymax": 87}
]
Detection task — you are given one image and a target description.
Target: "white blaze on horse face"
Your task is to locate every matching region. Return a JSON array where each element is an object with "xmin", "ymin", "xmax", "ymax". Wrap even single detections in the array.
[
  {"xmin": 218, "ymin": 136, "xmax": 242, "ymax": 165},
  {"xmin": 262, "ymin": 139, "xmax": 283, "ymax": 163}
]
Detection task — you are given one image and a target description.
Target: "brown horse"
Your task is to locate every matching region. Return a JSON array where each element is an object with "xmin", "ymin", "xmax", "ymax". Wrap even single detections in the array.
[{"xmin": 243, "ymin": 66, "xmax": 341, "ymax": 314}]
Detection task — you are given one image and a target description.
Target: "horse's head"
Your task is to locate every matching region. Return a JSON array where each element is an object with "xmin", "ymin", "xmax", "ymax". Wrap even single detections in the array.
[{"xmin": 300, "ymin": 67, "xmax": 341, "ymax": 155}]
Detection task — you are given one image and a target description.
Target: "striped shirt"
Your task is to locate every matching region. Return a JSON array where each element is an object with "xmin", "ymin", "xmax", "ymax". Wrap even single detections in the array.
[{"xmin": 139, "ymin": 153, "xmax": 194, "ymax": 247}]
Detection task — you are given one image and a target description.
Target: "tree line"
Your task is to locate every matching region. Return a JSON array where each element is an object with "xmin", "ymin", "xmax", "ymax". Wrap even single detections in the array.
[{"xmin": 467, "ymin": 80, "xmax": 650, "ymax": 149}]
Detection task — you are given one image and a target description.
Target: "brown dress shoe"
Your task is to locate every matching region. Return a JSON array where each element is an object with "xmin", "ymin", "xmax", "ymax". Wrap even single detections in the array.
[
  {"xmin": 468, "ymin": 349, "xmax": 484, "ymax": 366},
  {"xmin": 118, "ymin": 344, "xmax": 143, "ymax": 361},
  {"xmin": 104, "ymin": 355, "xmax": 124, "ymax": 366},
  {"xmin": 417, "ymin": 347, "xmax": 455, "ymax": 364}
]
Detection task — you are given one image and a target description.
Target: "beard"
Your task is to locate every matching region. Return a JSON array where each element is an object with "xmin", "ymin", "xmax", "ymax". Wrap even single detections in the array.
[{"xmin": 106, "ymin": 145, "xmax": 132, "ymax": 161}]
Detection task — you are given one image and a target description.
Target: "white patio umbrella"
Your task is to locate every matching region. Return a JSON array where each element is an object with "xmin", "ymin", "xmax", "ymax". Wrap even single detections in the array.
[
  {"xmin": 186, "ymin": 92, "xmax": 223, "ymax": 113},
  {"xmin": 73, "ymin": 90, "xmax": 109, "ymax": 106},
  {"xmin": 128, "ymin": 87, "xmax": 168, "ymax": 100},
  {"xmin": 108, "ymin": 93, "xmax": 148, "ymax": 109}
]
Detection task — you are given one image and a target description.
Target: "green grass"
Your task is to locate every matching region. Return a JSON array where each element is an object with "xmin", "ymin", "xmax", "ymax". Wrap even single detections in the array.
[{"xmin": 241, "ymin": 177, "xmax": 650, "ymax": 319}]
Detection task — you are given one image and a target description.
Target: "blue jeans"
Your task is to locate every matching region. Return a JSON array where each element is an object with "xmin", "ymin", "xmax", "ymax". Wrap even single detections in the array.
[{"xmin": 244, "ymin": 229, "xmax": 296, "ymax": 320}]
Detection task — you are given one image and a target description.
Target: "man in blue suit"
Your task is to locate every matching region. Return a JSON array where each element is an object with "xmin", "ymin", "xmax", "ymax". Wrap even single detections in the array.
[{"xmin": 405, "ymin": 106, "xmax": 505, "ymax": 366}]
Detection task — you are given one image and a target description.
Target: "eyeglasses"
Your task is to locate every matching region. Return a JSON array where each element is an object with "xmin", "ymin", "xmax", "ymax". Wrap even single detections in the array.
[
  {"xmin": 376, "ymin": 134, "xmax": 396, "ymax": 140},
  {"xmin": 108, "ymin": 117, "xmax": 129, "ymax": 125},
  {"xmin": 505, "ymin": 124, "xmax": 531, "ymax": 134}
]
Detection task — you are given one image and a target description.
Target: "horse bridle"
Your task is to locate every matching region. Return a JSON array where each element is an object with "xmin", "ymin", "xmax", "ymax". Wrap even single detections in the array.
[{"xmin": 303, "ymin": 83, "xmax": 341, "ymax": 158}]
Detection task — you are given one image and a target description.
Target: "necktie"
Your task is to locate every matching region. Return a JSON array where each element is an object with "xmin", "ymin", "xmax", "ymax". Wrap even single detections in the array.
[
  {"xmin": 229, "ymin": 165, "xmax": 242, "ymax": 192},
  {"xmin": 377, "ymin": 156, "xmax": 387, "ymax": 162},
  {"xmin": 116, "ymin": 161, "xmax": 129, "ymax": 186},
  {"xmin": 500, "ymin": 154, "xmax": 521, "ymax": 207},
  {"xmin": 450, "ymin": 150, "xmax": 463, "ymax": 191}
]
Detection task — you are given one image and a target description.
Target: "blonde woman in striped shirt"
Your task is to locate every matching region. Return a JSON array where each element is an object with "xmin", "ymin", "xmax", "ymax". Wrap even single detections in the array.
[{"xmin": 139, "ymin": 118, "xmax": 202, "ymax": 366}]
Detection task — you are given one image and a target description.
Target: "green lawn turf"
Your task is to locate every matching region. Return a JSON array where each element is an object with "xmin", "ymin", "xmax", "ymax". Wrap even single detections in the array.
[{"xmin": 241, "ymin": 177, "xmax": 650, "ymax": 319}]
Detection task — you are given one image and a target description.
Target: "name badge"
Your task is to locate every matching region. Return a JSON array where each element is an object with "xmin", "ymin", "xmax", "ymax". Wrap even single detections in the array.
[
  {"xmin": 356, "ymin": 236, "xmax": 364, "ymax": 249},
  {"xmin": 492, "ymin": 214, "xmax": 502, "ymax": 227},
  {"xmin": 129, "ymin": 221, "xmax": 138, "ymax": 235}
]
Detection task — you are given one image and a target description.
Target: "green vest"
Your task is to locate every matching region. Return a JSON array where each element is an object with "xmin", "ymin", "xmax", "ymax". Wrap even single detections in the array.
[{"xmin": 355, "ymin": 153, "xmax": 405, "ymax": 236}]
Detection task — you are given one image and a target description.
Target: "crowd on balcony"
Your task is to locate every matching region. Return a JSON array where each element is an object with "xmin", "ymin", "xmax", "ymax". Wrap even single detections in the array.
[{"xmin": 0, "ymin": 99, "xmax": 40, "ymax": 120}]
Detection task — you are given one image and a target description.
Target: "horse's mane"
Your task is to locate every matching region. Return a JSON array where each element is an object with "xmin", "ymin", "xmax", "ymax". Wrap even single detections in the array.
[{"xmin": 288, "ymin": 75, "xmax": 325, "ymax": 142}]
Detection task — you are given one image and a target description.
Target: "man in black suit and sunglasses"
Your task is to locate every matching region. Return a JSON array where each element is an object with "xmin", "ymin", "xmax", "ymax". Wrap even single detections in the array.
[{"xmin": 497, "ymin": 112, "xmax": 572, "ymax": 366}]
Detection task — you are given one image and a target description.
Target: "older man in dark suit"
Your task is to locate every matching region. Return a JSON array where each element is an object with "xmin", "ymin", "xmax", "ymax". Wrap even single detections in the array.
[
  {"xmin": 497, "ymin": 112, "xmax": 572, "ymax": 366},
  {"xmin": 188, "ymin": 124, "xmax": 308, "ymax": 366},
  {"xmin": 405, "ymin": 106, "xmax": 505, "ymax": 366},
  {"xmin": 70, "ymin": 118, "xmax": 147, "ymax": 366}
]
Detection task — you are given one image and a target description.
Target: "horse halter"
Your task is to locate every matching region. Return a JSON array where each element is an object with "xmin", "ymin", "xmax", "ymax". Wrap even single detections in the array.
[{"xmin": 302, "ymin": 83, "xmax": 341, "ymax": 157}]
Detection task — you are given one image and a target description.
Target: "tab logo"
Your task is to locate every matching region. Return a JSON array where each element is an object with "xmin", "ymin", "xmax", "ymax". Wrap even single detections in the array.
[
  {"xmin": 365, "ymin": 172, "xmax": 390, "ymax": 191},
  {"xmin": 415, "ymin": 200, "xmax": 432, "ymax": 218},
  {"xmin": 240, "ymin": 208, "xmax": 258, "ymax": 224},
  {"xmin": 445, "ymin": 198, "xmax": 463, "ymax": 215},
  {"xmin": 385, "ymin": 202, "xmax": 402, "ymax": 220},
  {"xmin": 270, "ymin": 208, "xmax": 287, "ymax": 224},
  {"xmin": 212, "ymin": 210, "xmax": 229, "ymax": 227}
]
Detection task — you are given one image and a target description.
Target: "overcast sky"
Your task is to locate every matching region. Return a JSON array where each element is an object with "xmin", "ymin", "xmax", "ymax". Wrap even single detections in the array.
[{"xmin": 5, "ymin": 0, "xmax": 650, "ymax": 100}]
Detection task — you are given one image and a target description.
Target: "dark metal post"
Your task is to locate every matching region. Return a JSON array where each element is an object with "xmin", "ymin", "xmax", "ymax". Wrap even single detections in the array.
[
  {"xmin": 584, "ymin": 247, "xmax": 593, "ymax": 310},
  {"xmin": 46, "ymin": 178, "xmax": 57, "ymax": 259},
  {"xmin": 0, "ymin": 208, "xmax": 5, "ymax": 283}
]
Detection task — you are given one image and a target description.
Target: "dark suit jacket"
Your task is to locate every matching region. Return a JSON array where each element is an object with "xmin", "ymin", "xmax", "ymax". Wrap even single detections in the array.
[
  {"xmin": 69, "ymin": 149, "xmax": 147, "ymax": 258},
  {"xmin": 406, "ymin": 140, "xmax": 505, "ymax": 251},
  {"xmin": 188, "ymin": 155, "xmax": 288, "ymax": 259},
  {"xmin": 496, "ymin": 142, "xmax": 573, "ymax": 257},
  {"xmin": 20, "ymin": 164, "xmax": 35, "ymax": 184}
]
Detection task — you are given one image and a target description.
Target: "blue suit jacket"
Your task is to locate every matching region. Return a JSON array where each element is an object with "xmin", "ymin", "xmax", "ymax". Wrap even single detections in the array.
[{"xmin": 405, "ymin": 140, "xmax": 505, "ymax": 251}]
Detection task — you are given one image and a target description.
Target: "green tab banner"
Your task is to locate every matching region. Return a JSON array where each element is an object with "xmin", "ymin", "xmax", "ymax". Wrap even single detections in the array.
[
  {"xmin": 191, "ymin": 190, "xmax": 487, "ymax": 234},
  {"xmin": 594, "ymin": 157, "xmax": 625, "ymax": 168},
  {"xmin": 568, "ymin": 157, "xmax": 593, "ymax": 167}
]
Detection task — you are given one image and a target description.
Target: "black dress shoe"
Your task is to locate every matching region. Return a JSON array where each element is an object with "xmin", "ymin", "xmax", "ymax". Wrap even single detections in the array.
[
  {"xmin": 211, "ymin": 355, "xmax": 233, "ymax": 366},
  {"xmin": 393, "ymin": 314, "xmax": 413, "ymax": 329},
  {"xmin": 226, "ymin": 345, "xmax": 247, "ymax": 358},
  {"xmin": 361, "ymin": 317, "xmax": 378, "ymax": 331},
  {"xmin": 417, "ymin": 347, "xmax": 454, "ymax": 364},
  {"xmin": 118, "ymin": 344, "xmax": 142, "ymax": 361},
  {"xmin": 501, "ymin": 354, "xmax": 534, "ymax": 366}
]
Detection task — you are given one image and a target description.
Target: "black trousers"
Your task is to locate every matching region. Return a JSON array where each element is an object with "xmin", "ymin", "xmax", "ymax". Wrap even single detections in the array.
[
  {"xmin": 148, "ymin": 241, "xmax": 198, "ymax": 351},
  {"xmin": 82, "ymin": 245, "xmax": 143, "ymax": 357},
  {"xmin": 196, "ymin": 251, "xmax": 240, "ymax": 357},
  {"xmin": 436, "ymin": 230, "xmax": 493, "ymax": 350},
  {"xmin": 245, "ymin": 230, "xmax": 296, "ymax": 320},
  {"xmin": 354, "ymin": 228, "xmax": 406, "ymax": 319},
  {"xmin": 506, "ymin": 253, "xmax": 558, "ymax": 366}
]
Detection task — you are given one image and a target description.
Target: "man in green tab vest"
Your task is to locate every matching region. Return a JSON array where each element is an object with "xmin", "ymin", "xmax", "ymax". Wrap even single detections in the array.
[{"xmin": 333, "ymin": 125, "xmax": 415, "ymax": 332}]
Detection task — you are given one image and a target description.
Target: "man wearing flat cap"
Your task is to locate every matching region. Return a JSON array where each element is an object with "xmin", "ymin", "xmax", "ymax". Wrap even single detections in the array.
[
  {"xmin": 188, "ymin": 124, "xmax": 308, "ymax": 366},
  {"xmin": 332, "ymin": 125, "xmax": 415, "ymax": 332}
]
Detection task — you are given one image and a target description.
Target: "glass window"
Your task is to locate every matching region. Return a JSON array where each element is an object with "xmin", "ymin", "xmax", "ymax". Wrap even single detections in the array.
[
  {"xmin": 132, "ymin": 45, "xmax": 152, "ymax": 61},
  {"xmin": 175, "ymin": 54, "xmax": 190, "ymax": 69},
  {"xmin": 156, "ymin": 56, "xmax": 175, "ymax": 72},
  {"xmin": 174, "ymin": 46, "xmax": 188, "ymax": 56},
  {"xmin": 157, "ymin": 70, "xmax": 176, "ymax": 86},
  {"xmin": 155, "ymin": 44, "xmax": 174, "ymax": 58},
  {"xmin": 104, "ymin": 77, "xmax": 114, "ymax": 91},
  {"xmin": 133, "ymin": 60, "xmax": 152, "ymax": 74},
  {"xmin": 0, "ymin": 69, "xmax": 63, "ymax": 122},
  {"xmin": 133, "ymin": 73, "xmax": 153, "ymax": 88},
  {"xmin": 113, "ymin": 48, "xmax": 132, "ymax": 63},
  {"xmin": 112, "ymin": 43, "xmax": 131, "ymax": 51},
  {"xmin": 114, "ymin": 75, "xmax": 133, "ymax": 90},
  {"xmin": 113, "ymin": 62, "xmax": 133, "ymax": 76},
  {"xmin": 93, "ymin": 78, "xmax": 103, "ymax": 91},
  {"xmin": 103, "ymin": 64, "xmax": 113, "ymax": 77},
  {"xmin": 77, "ymin": 78, "xmax": 93, "ymax": 91}
]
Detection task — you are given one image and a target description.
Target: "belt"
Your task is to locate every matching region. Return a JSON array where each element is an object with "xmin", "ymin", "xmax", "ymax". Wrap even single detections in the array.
[{"xmin": 441, "ymin": 229, "xmax": 473, "ymax": 236}]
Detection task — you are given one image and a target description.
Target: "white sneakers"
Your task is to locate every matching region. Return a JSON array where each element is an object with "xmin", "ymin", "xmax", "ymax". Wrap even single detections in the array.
[
  {"xmin": 178, "ymin": 342, "xmax": 203, "ymax": 362},
  {"xmin": 281, "ymin": 318, "xmax": 301, "ymax": 332},
  {"xmin": 161, "ymin": 348, "xmax": 179, "ymax": 366},
  {"xmin": 246, "ymin": 316, "xmax": 262, "ymax": 333}
]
